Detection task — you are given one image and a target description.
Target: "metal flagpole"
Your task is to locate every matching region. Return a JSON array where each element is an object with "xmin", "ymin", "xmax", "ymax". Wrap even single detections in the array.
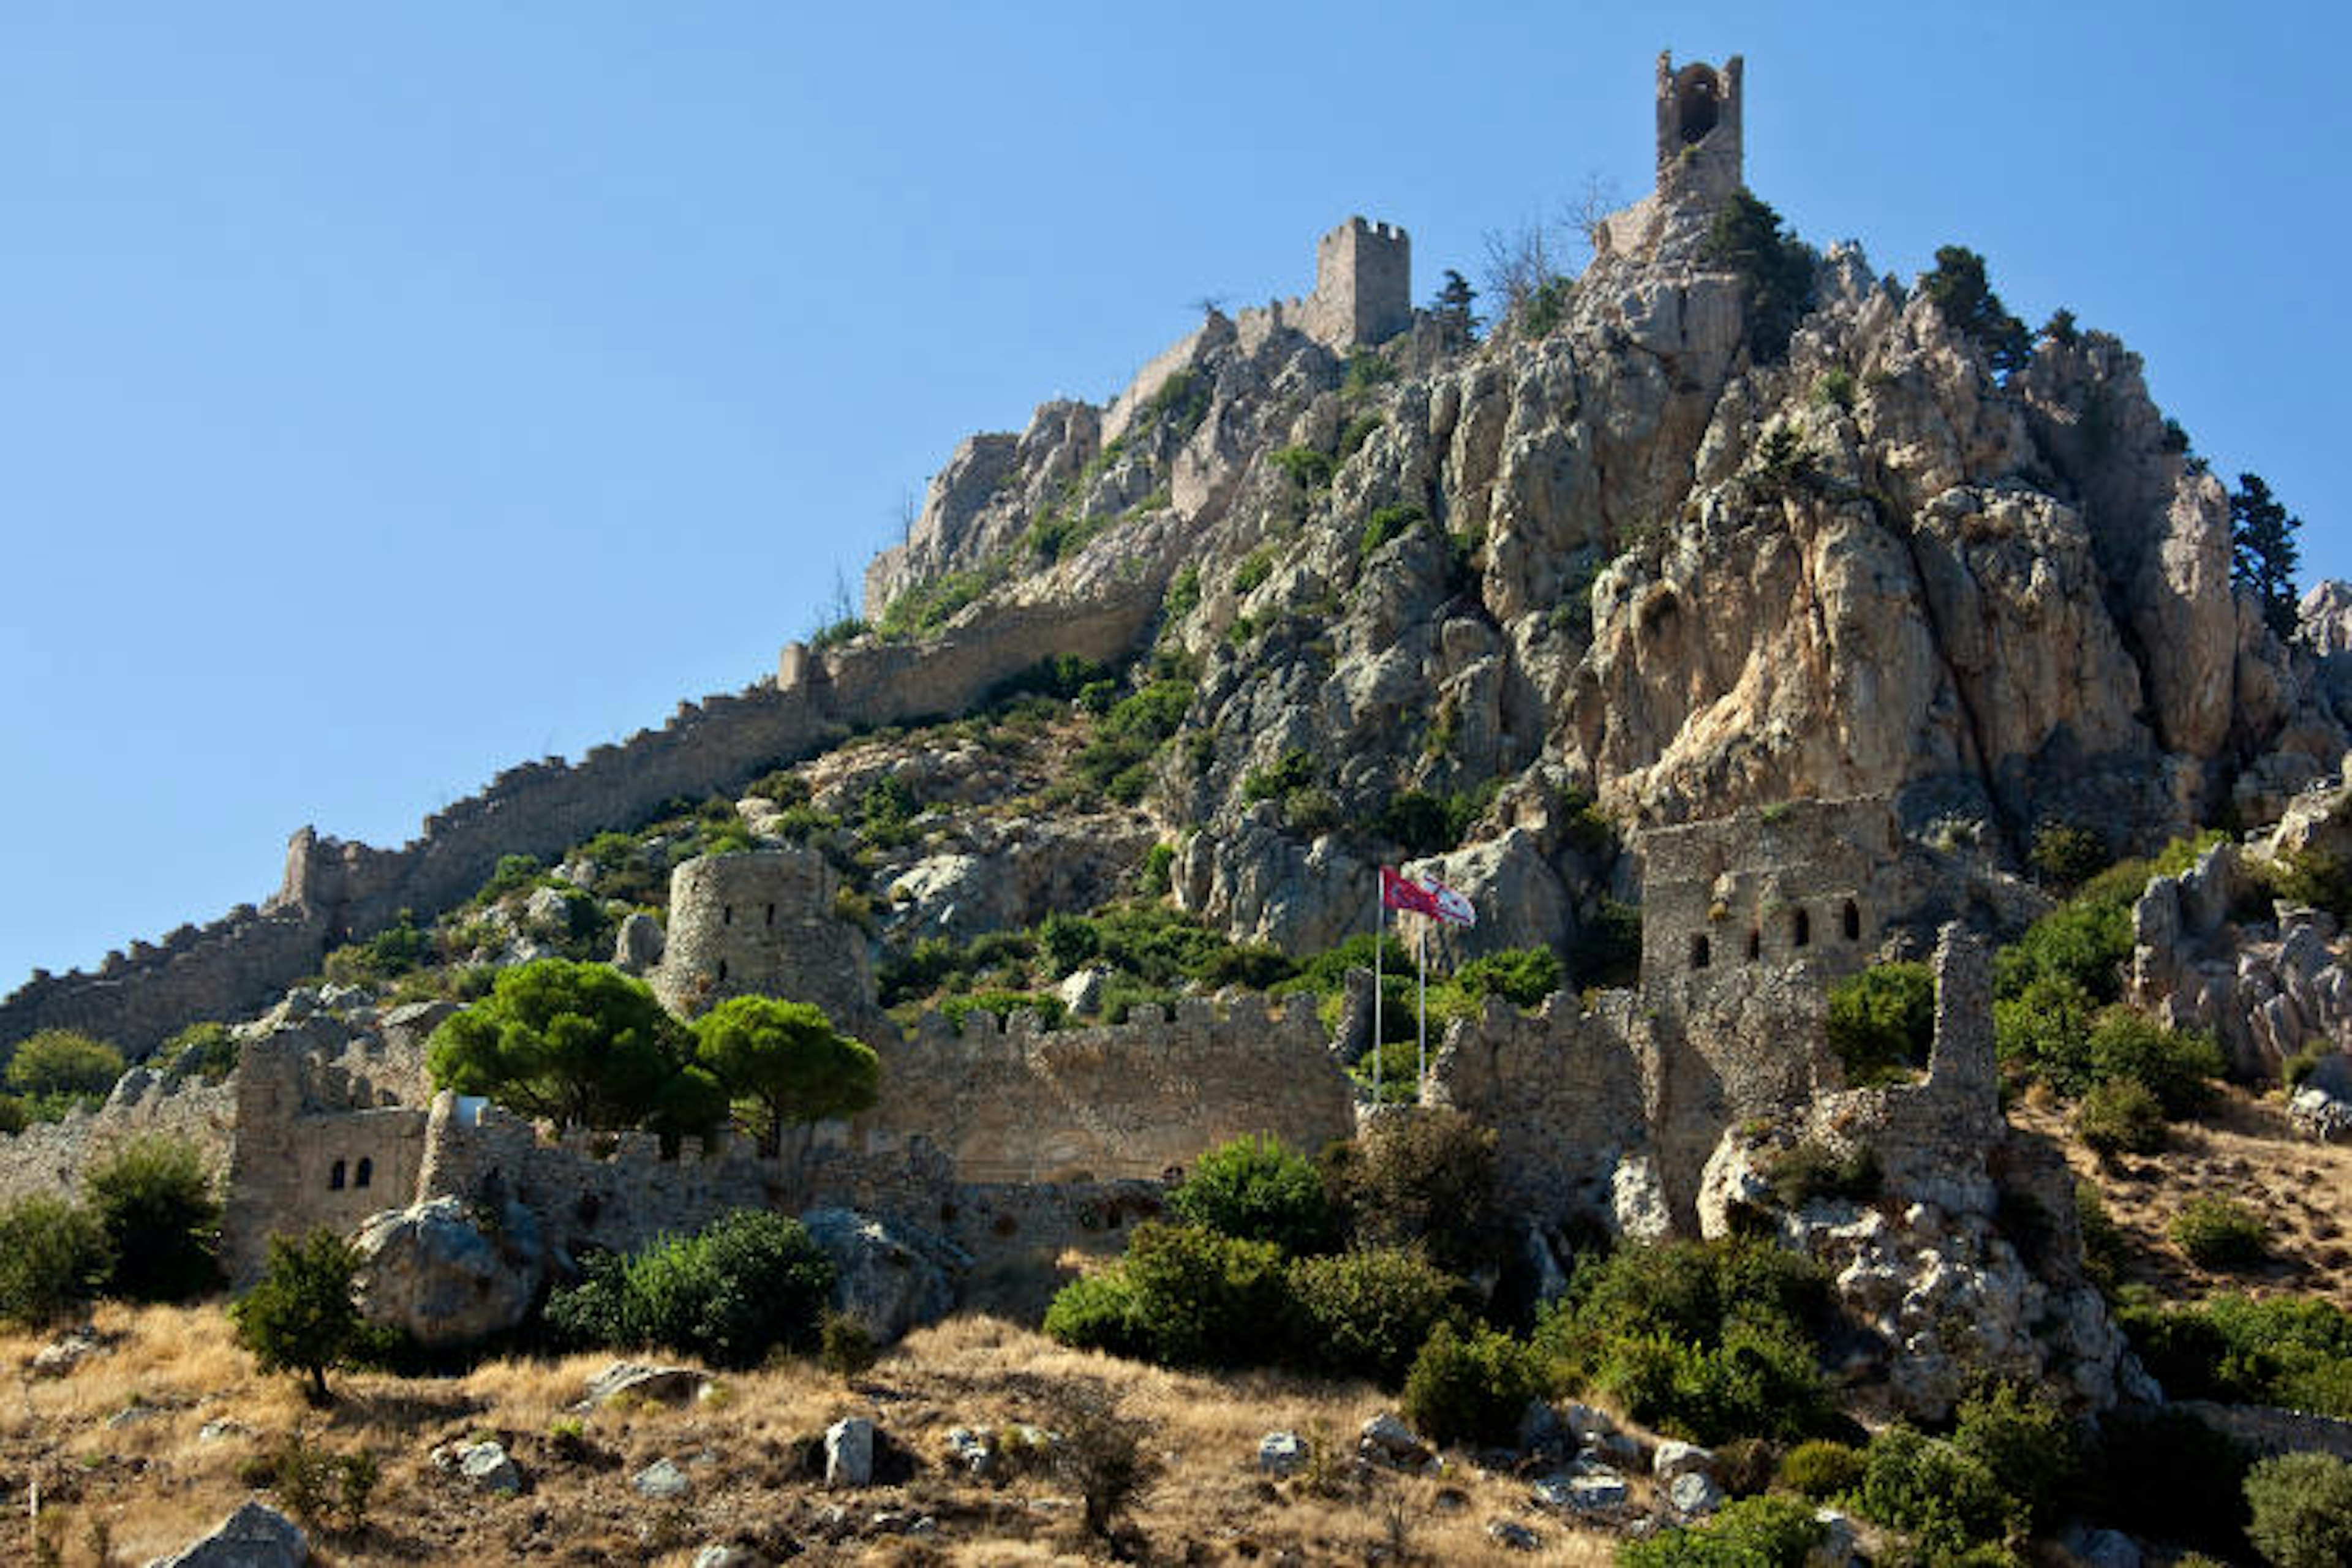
[{"xmin": 1415, "ymin": 918, "xmax": 1427, "ymax": 1095}]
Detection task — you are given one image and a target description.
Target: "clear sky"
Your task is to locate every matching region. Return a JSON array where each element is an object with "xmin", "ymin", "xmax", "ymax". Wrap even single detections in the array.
[{"xmin": 3, "ymin": 2, "xmax": 2345, "ymax": 993}]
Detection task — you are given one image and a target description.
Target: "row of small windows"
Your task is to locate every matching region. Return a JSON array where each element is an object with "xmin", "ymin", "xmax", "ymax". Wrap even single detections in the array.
[
  {"xmin": 327, "ymin": 1158, "xmax": 373, "ymax": 1191},
  {"xmin": 718, "ymin": 904, "xmax": 779, "ymax": 927},
  {"xmin": 1689, "ymin": 899, "xmax": 1862, "ymax": 971}
]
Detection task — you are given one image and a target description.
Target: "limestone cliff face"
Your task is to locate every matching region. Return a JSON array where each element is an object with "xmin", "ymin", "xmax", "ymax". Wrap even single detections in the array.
[{"xmin": 857, "ymin": 203, "xmax": 2342, "ymax": 960}]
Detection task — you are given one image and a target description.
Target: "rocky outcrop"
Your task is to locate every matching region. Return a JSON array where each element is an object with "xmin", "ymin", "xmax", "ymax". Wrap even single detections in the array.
[
  {"xmin": 799, "ymin": 1207, "xmax": 968, "ymax": 1345},
  {"xmin": 146, "ymin": 1501, "xmax": 307, "ymax": 1568},
  {"xmin": 353, "ymin": 1196, "xmax": 548, "ymax": 1350}
]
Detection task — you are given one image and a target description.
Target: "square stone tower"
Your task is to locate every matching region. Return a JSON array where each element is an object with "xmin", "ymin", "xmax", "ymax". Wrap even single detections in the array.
[
  {"xmin": 1309, "ymin": 216, "xmax": 1411, "ymax": 348},
  {"xmin": 1654, "ymin": 52, "xmax": 1743, "ymax": 207}
]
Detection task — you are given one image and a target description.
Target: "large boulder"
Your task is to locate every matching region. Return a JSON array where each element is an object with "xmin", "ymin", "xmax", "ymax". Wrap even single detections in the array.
[
  {"xmin": 353, "ymin": 1196, "xmax": 546, "ymax": 1349},
  {"xmin": 799, "ymin": 1207, "xmax": 968, "ymax": 1345},
  {"xmin": 145, "ymin": 1500, "xmax": 307, "ymax": 1567}
]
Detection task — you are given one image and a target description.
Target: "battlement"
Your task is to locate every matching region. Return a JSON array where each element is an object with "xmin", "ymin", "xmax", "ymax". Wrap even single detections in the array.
[{"xmin": 1310, "ymin": 214, "xmax": 1412, "ymax": 350}]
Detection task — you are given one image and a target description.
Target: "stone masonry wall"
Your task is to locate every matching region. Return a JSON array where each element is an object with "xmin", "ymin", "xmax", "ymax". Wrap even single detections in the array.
[
  {"xmin": 650, "ymin": 846, "xmax": 879, "ymax": 1031},
  {"xmin": 859, "ymin": 993, "xmax": 1356, "ymax": 1183}
]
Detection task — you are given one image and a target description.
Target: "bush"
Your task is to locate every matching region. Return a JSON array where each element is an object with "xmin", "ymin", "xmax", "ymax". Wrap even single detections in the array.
[
  {"xmin": 1921, "ymin": 244, "xmax": 2030, "ymax": 375},
  {"xmin": 1050, "ymin": 1385, "xmax": 1163, "ymax": 1541},
  {"xmin": 1994, "ymin": 973, "xmax": 2096, "ymax": 1093},
  {"xmin": 1855, "ymin": 1424, "xmax": 2021, "ymax": 1557},
  {"xmin": 2077, "ymin": 1078, "xmax": 2168, "ymax": 1160},
  {"xmin": 1329, "ymin": 1108, "xmax": 1500, "ymax": 1276},
  {"xmin": 1701, "ymin": 189, "xmax": 1817, "ymax": 363},
  {"xmin": 1115, "ymin": 1222, "xmax": 1288, "ymax": 1369},
  {"xmin": 2244, "ymin": 1452, "xmax": 2352, "ymax": 1568},
  {"xmin": 818, "ymin": 1310, "xmax": 878, "ymax": 1379},
  {"xmin": 1285, "ymin": 1248, "xmax": 1461, "ymax": 1385},
  {"xmin": 0, "ymin": 1194, "xmax": 112, "ymax": 1326},
  {"xmin": 1996, "ymin": 898, "xmax": 2132, "ymax": 1006},
  {"xmin": 1455, "ymin": 948, "xmax": 1564, "ymax": 1009},
  {"xmin": 2029, "ymin": 823, "xmax": 2109, "ymax": 889},
  {"xmin": 543, "ymin": 1210, "xmax": 834, "ymax": 1369},
  {"xmin": 1591, "ymin": 1314, "xmax": 1830, "ymax": 1445},
  {"xmin": 1766, "ymin": 1140, "xmax": 1880, "ymax": 1208},
  {"xmin": 2090, "ymin": 1408, "xmax": 2250, "ymax": 1556},
  {"xmin": 156, "ymin": 1021, "xmax": 240, "ymax": 1081},
  {"xmin": 1400, "ymin": 1321, "xmax": 1548, "ymax": 1448},
  {"xmin": 1359, "ymin": 503, "xmax": 1423, "ymax": 562},
  {"xmin": 1619, "ymin": 1494, "xmax": 1826, "ymax": 1568},
  {"xmin": 2173, "ymin": 1196, "xmax": 2266, "ymax": 1270},
  {"xmin": 4, "ymin": 1028, "xmax": 124, "ymax": 1110},
  {"xmin": 1825, "ymin": 963, "xmax": 1934, "ymax": 1086},
  {"xmin": 2087, "ymin": 1008, "xmax": 2225, "ymax": 1117},
  {"xmin": 83, "ymin": 1136, "xmax": 220, "ymax": 1302},
  {"xmin": 230, "ymin": 1228, "xmax": 368, "ymax": 1403},
  {"xmin": 1777, "ymin": 1438, "xmax": 1864, "ymax": 1499},
  {"xmin": 1040, "ymin": 1269, "xmax": 1142, "ymax": 1356},
  {"xmin": 1952, "ymin": 1383, "xmax": 2080, "ymax": 1531},
  {"xmin": 243, "ymin": 1433, "xmax": 380, "ymax": 1536},
  {"xmin": 1169, "ymin": 1136, "xmax": 1335, "ymax": 1256},
  {"xmin": 2117, "ymin": 1292, "xmax": 2352, "ymax": 1417}
]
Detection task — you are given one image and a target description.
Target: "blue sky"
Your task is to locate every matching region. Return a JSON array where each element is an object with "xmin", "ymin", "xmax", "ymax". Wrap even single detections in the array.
[{"xmin": 2, "ymin": 2, "xmax": 2345, "ymax": 993}]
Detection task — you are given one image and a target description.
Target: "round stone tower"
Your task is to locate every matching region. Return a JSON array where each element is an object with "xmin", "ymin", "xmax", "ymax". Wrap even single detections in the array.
[{"xmin": 652, "ymin": 848, "xmax": 879, "ymax": 1033}]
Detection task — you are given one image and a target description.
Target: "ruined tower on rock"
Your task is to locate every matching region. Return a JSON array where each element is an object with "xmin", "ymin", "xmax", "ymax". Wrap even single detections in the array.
[{"xmin": 1654, "ymin": 51, "xmax": 1743, "ymax": 206}]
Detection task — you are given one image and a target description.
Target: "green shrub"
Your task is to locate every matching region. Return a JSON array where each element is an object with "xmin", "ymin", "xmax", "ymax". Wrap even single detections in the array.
[
  {"xmin": 2077, "ymin": 1078, "xmax": 2168, "ymax": 1159},
  {"xmin": 0, "ymin": 1194, "xmax": 112, "ymax": 1327},
  {"xmin": 1619, "ymin": 1493, "xmax": 1826, "ymax": 1568},
  {"xmin": 4, "ymin": 1028, "xmax": 124, "ymax": 1112},
  {"xmin": 2090, "ymin": 1408, "xmax": 2250, "ymax": 1557},
  {"xmin": 1136, "ymin": 843, "xmax": 1175, "ymax": 896},
  {"xmin": 156, "ymin": 1021, "xmax": 240, "ymax": 1081},
  {"xmin": 1270, "ymin": 445, "xmax": 1334, "ymax": 490},
  {"xmin": 1401, "ymin": 1321, "xmax": 1548, "ymax": 1448},
  {"xmin": 1921, "ymin": 245, "xmax": 2030, "ymax": 375},
  {"xmin": 1241, "ymin": 748, "xmax": 1316, "ymax": 804},
  {"xmin": 243, "ymin": 1432, "xmax": 381, "ymax": 1536},
  {"xmin": 1040, "ymin": 1270, "xmax": 1142, "ymax": 1358},
  {"xmin": 1170, "ymin": 1136, "xmax": 1335, "ymax": 1256},
  {"xmin": 1285, "ymin": 1248, "xmax": 1461, "ymax": 1386},
  {"xmin": 2244, "ymin": 1452, "xmax": 2352, "ymax": 1568},
  {"xmin": 1994, "ymin": 973, "xmax": 2096, "ymax": 1093},
  {"xmin": 1521, "ymin": 276, "xmax": 1574, "ymax": 337},
  {"xmin": 1777, "ymin": 1438, "xmax": 1864, "ymax": 1499},
  {"xmin": 1232, "ymin": 547, "xmax": 1276, "ymax": 596},
  {"xmin": 2076, "ymin": 1182, "xmax": 2128, "ymax": 1292},
  {"xmin": 2087, "ymin": 1008, "xmax": 2225, "ymax": 1117},
  {"xmin": 1766, "ymin": 1141, "xmax": 1880, "ymax": 1208},
  {"xmin": 230, "ymin": 1228, "xmax": 368, "ymax": 1404},
  {"xmin": 2263, "ymin": 847, "xmax": 2352, "ymax": 923},
  {"xmin": 2117, "ymin": 1292, "xmax": 2352, "ymax": 1417},
  {"xmin": 1110, "ymin": 1222, "xmax": 1289, "ymax": 1370},
  {"xmin": 1825, "ymin": 963, "xmax": 1934, "ymax": 1086},
  {"xmin": 1812, "ymin": 369, "xmax": 1858, "ymax": 412},
  {"xmin": 1359, "ymin": 503, "xmax": 1423, "ymax": 562},
  {"xmin": 2173, "ymin": 1196, "xmax": 2266, "ymax": 1270},
  {"xmin": 818, "ymin": 1310, "xmax": 878, "ymax": 1379},
  {"xmin": 1341, "ymin": 347, "xmax": 1396, "ymax": 396},
  {"xmin": 1855, "ymin": 1424, "xmax": 2021, "ymax": 1557},
  {"xmin": 1328, "ymin": 1108, "xmax": 1500, "ymax": 1276},
  {"xmin": 321, "ymin": 913, "xmax": 432, "ymax": 987},
  {"xmin": 1336, "ymin": 412, "xmax": 1384, "ymax": 461},
  {"xmin": 543, "ymin": 1210, "xmax": 834, "ymax": 1370},
  {"xmin": 1455, "ymin": 948, "xmax": 1563, "ymax": 1009},
  {"xmin": 1953, "ymin": 1383, "xmax": 2080, "ymax": 1531},
  {"xmin": 2028, "ymin": 822, "xmax": 2111, "ymax": 889},
  {"xmin": 1995, "ymin": 897, "xmax": 2132, "ymax": 1006},
  {"xmin": 83, "ymin": 1136, "xmax": 220, "ymax": 1303},
  {"xmin": 1590, "ymin": 1313, "xmax": 1830, "ymax": 1445},
  {"xmin": 1037, "ymin": 913, "xmax": 1103, "ymax": 978},
  {"xmin": 1701, "ymin": 190, "xmax": 1817, "ymax": 363}
]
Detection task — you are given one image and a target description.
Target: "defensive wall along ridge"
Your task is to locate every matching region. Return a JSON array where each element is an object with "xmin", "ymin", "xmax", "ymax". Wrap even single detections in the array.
[{"xmin": 0, "ymin": 570, "xmax": 1172, "ymax": 1061}]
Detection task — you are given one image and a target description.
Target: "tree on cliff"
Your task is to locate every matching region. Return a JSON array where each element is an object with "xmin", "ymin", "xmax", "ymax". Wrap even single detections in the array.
[
  {"xmin": 1702, "ymin": 190, "xmax": 1817, "ymax": 364},
  {"xmin": 2231, "ymin": 472, "xmax": 2302, "ymax": 641},
  {"xmin": 1430, "ymin": 269, "xmax": 1480, "ymax": 347},
  {"xmin": 426, "ymin": 959, "xmax": 685, "ymax": 1130},
  {"xmin": 1920, "ymin": 244, "xmax": 2030, "ymax": 377},
  {"xmin": 5, "ymin": 1028, "xmax": 125, "ymax": 1117},
  {"xmin": 693, "ymin": 996, "xmax": 880, "ymax": 1158}
]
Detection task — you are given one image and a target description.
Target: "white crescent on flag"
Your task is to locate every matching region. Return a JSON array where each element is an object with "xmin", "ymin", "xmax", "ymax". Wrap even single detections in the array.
[{"xmin": 1433, "ymin": 884, "xmax": 1476, "ymax": 927}]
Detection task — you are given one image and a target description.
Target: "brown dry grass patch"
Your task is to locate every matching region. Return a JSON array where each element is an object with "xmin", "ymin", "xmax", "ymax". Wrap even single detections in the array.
[
  {"xmin": 2026, "ymin": 1083, "xmax": 2352, "ymax": 1310},
  {"xmin": 0, "ymin": 1305, "xmax": 1615, "ymax": 1566}
]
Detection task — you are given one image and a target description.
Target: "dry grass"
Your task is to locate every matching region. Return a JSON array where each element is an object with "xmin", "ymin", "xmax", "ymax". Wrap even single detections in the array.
[
  {"xmin": 0, "ymin": 1305, "xmax": 1616, "ymax": 1566},
  {"xmin": 2025, "ymin": 1082, "xmax": 2352, "ymax": 1311}
]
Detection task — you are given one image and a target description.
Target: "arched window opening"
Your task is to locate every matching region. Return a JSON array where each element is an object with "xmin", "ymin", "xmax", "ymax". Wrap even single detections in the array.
[
  {"xmin": 1793, "ymin": 908, "xmax": 1811, "ymax": 949},
  {"xmin": 1842, "ymin": 900, "xmax": 1861, "ymax": 941},
  {"xmin": 354, "ymin": 1158, "xmax": 372, "ymax": 1189},
  {"xmin": 1745, "ymin": 929, "xmax": 1762, "ymax": 962},
  {"xmin": 328, "ymin": 1159, "xmax": 346, "ymax": 1191},
  {"xmin": 1690, "ymin": 933, "xmax": 1711, "ymax": 971},
  {"xmin": 1675, "ymin": 67, "xmax": 1721, "ymax": 145}
]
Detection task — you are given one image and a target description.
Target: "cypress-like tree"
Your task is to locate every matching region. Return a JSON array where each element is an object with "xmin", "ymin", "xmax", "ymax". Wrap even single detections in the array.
[{"xmin": 2231, "ymin": 472, "xmax": 2302, "ymax": 641}]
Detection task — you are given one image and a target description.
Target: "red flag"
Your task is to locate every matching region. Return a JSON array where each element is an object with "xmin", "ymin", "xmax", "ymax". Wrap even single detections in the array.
[{"xmin": 1381, "ymin": 867, "xmax": 1442, "ymax": 918}]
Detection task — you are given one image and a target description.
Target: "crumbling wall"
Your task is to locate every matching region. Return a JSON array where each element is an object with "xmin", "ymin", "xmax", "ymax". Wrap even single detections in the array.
[
  {"xmin": 860, "ymin": 993, "xmax": 1354, "ymax": 1184},
  {"xmin": 0, "ymin": 1067, "xmax": 237, "ymax": 1210}
]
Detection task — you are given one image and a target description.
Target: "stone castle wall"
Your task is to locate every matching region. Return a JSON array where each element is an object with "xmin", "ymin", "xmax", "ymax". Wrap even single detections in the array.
[
  {"xmin": 859, "ymin": 993, "xmax": 1356, "ymax": 1184},
  {"xmin": 0, "ymin": 1065, "xmax": 238, "ymax": 1211}
]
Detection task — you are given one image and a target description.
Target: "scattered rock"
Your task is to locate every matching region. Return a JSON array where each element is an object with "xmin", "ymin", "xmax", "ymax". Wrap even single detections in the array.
[
  {"xmin": 31, "ymin": 1325, "xmax": 100, "ymax": 1378},
  {"xmin": 353, "ymin": 1196, "xmax": 547, "ymax": 1349},
  {"xmin": 612, "ymin": 911, "xmax": 666, "ymax": 975},
  {"xmin": 579, "ymin": 1362, "xmax": 710, "ymax": 1409},
  {"xmin": 1516, "ymin": 1400, "xmax": 1566, "ymax": 1455},
  {"xmin": 105, "ymin": 1401, "xmax": 159, "ymax": 1430},
  {"xmin": 1057, "ymin": 966, "xmax": 1108, "ymax": 1017},
  {"xmin": 824, "ymin": 1417, "xmax": 875, "ymax": 1489},
  {"xmin": 1532, "ymin": 1468, "xmax": 1629, "ymax": 1510},
  {"xmin": 1257, "ymin": 1430, "xmax": 1309, "ymax": 1476},
  {"xmin": 1814, "ymin": 1507, "xmax": 1860, "ymax": 1567},
  {"xmin": 631, "ymin": 1458, "xmax": 693, "ymax": 1499},
  {"xmin": 1559, "ymin": 1402, "xmax": 1616, "ymax": 1442},
  {"xmin": 943, "ymin": 1426, "xmax": 998, "ymax": 1477},
  {"xmin": 1358, "ymin": 1412, "xmax": 1433, "ymax": 1470},
  {"xmin": 197, "ymin": 1420, "xmax": 244, "ymax": 1445},
  {"xmin": 146, "ymin": 1499, "xmax": 307, "ymax": 1567},
  {"xmin": 2290, "ymin": 1084, "xmax": 2352, "ymax": 1143},
  {"xmin": 455, "ymin": 1439, "xmax": 523, "ymax": 1496},
  {"xmin": 692, "ymin": 1547, "xmax": 765, "ymax": 1568},
  {"xmin": 1668, "ymin": 1471, "xmax": 1724, "ymax": 1516},
  {"xmin": 1652, "ymin": 1440, "xmax": 1715, "ymax": 1480},
  {"xmin": 1487, "ymin": 1518, "xmax": 1541, "ymax": 1551},
  {"xmin": 2072, "ymin": 1527, "xmax": 2143, "ymax": 1568},
  {"xmin": 799, "ymin": 1207, "xmax": 968, "ymax": 1345}
]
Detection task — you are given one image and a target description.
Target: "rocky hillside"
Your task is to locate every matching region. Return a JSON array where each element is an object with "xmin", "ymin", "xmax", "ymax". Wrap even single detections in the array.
[{"xmin": 848, "ymin": 195, "xmax": 2347, "ymax": 972}]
